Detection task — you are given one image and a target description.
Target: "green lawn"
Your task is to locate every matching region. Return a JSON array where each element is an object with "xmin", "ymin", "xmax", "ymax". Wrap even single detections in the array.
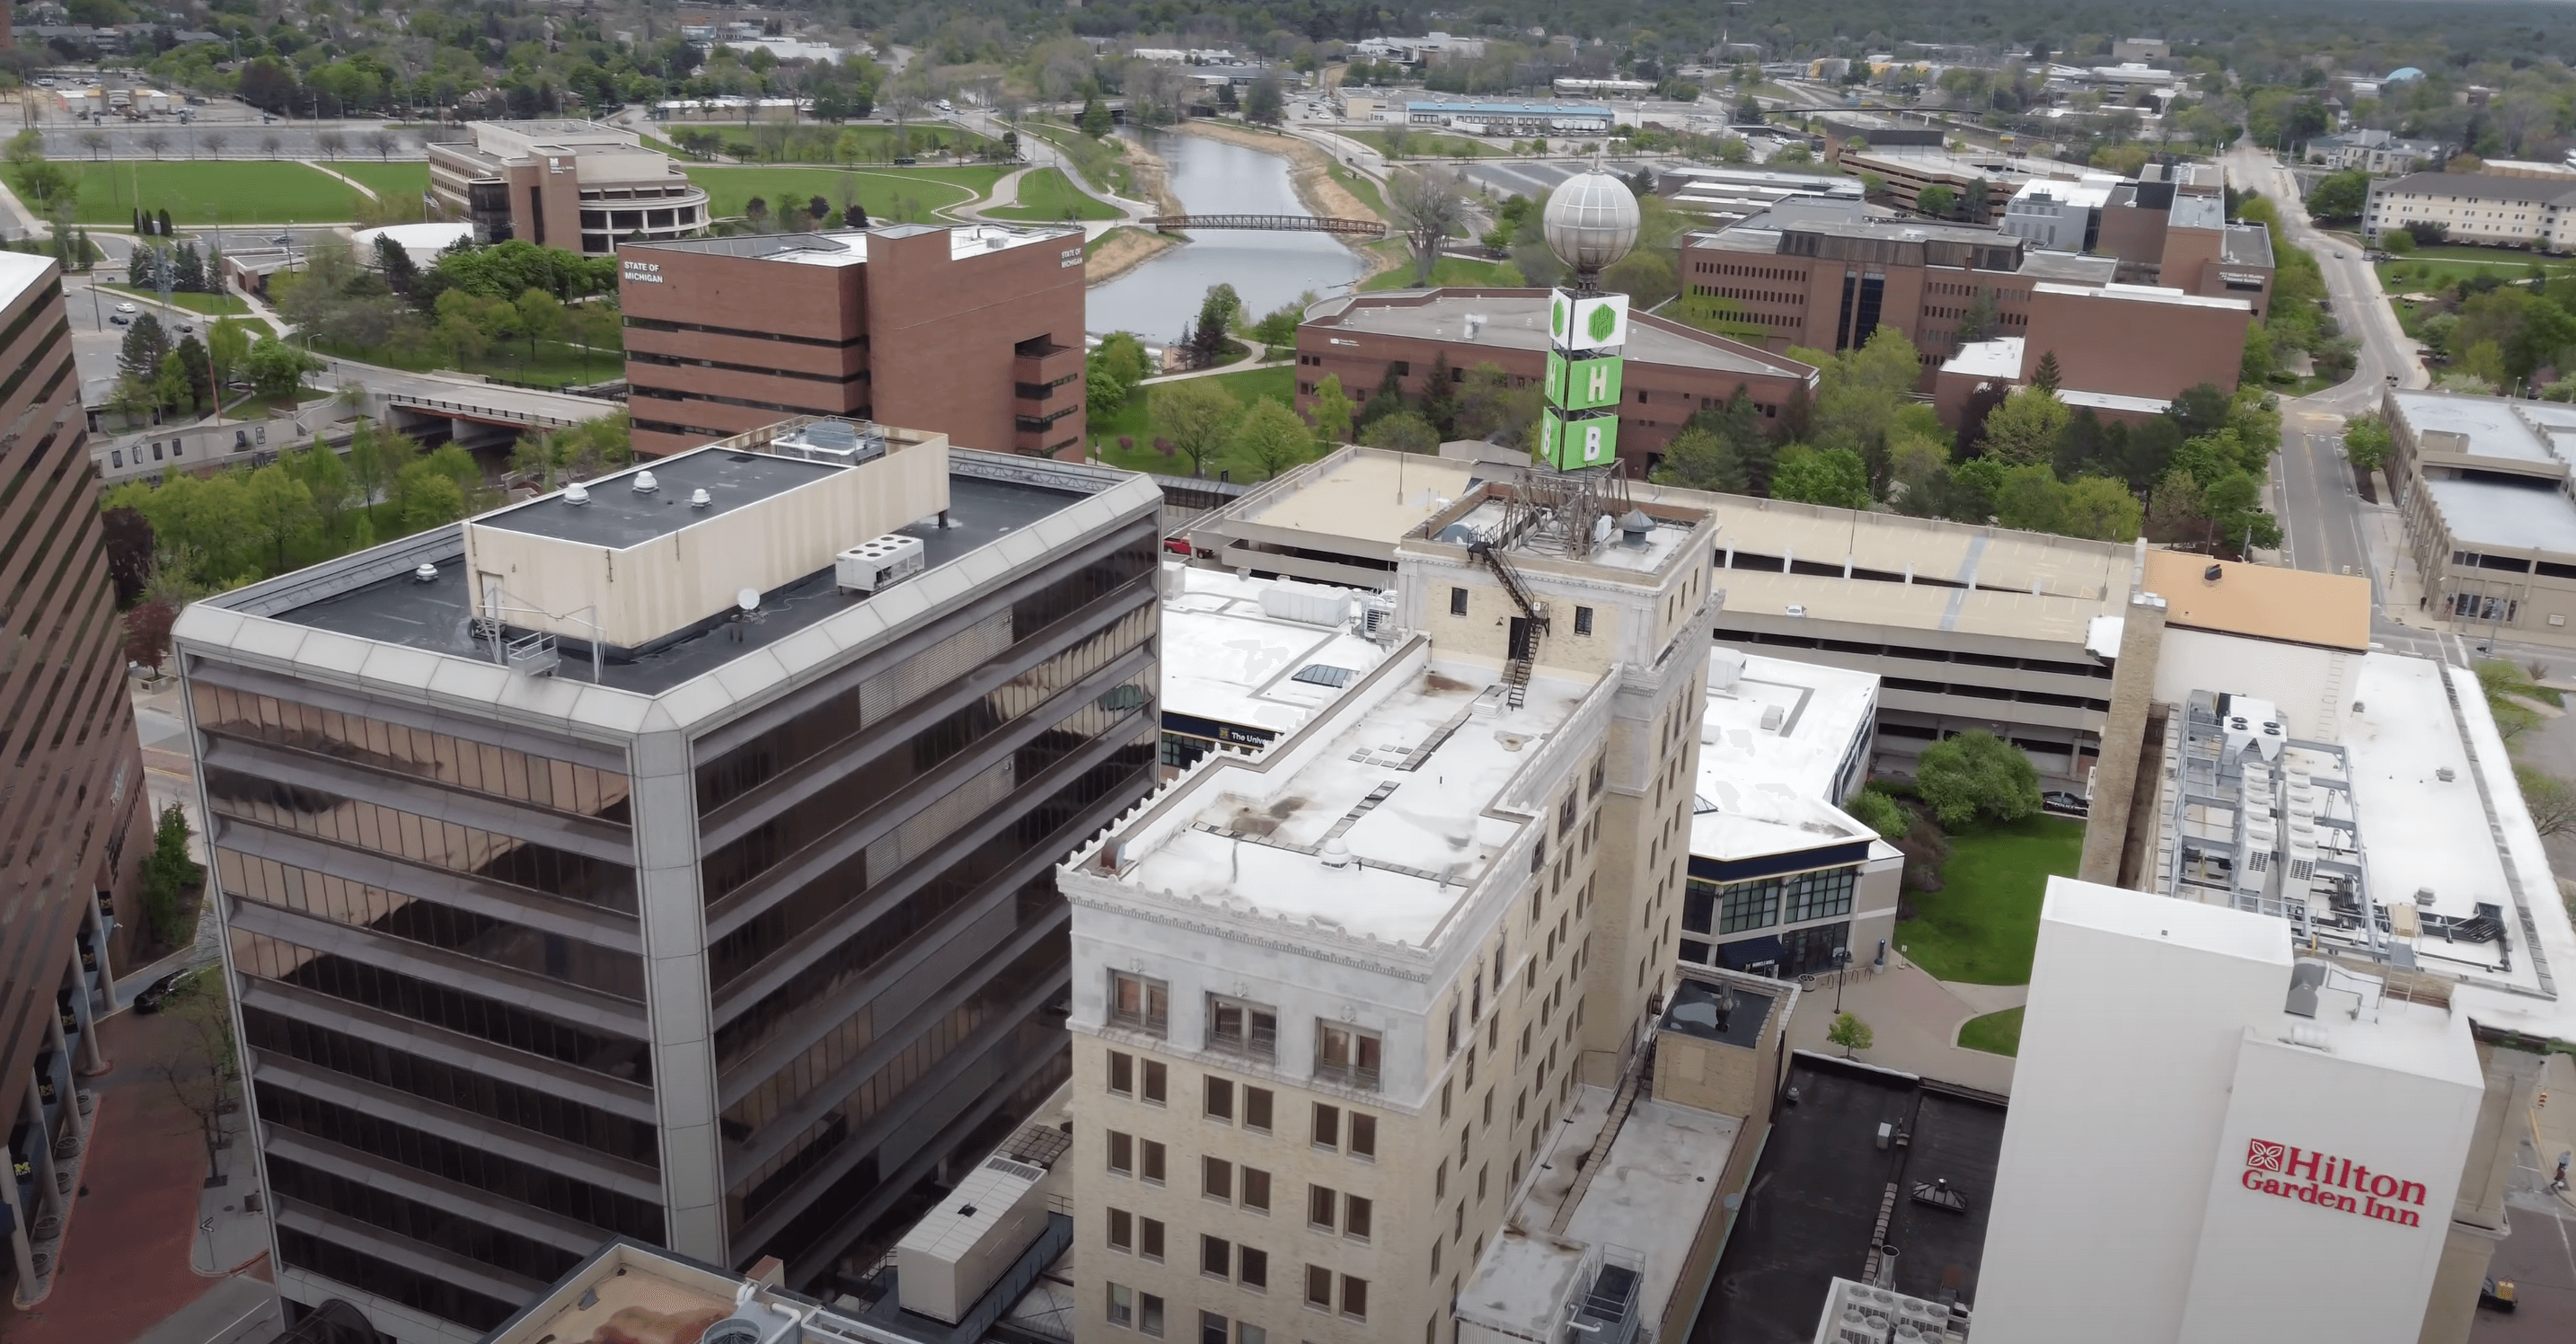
[
  {"xmin": 1892, "ymin": 814, "xmax": 2084, "ymax": 985},
  {"xmin": 1346, "ymin": 128, "xmax": 1503, "ymax": 158},
  {"xmin": 674, "ymin": 122, "xmax": 996, "ymax": 164},
  {"xmin": 1020, "ymin": 119, "xmax": 1135, "ymax": 199},
  {"xmin": 2393, "ymin": 243, "xmax": 2561, "ymax": 265},
  {"xmin": 308, "ymin": 334, "xmax": 625, "ymax": 389},
  {"xmin": 325, "ymin": 160, "xmax": 433, "ymax": 199},
  {"xmin": 684, "ymin": 164, "xmax": 1007, "ymax": 224},
  {"xmin": 64, "ymin": 160, "xmax": 372, "ymax": 225},
  {"xmin": 988, "ymin": 167, "xmax": 1119, "ymax": 222},
  {"xmin": 1363, "ymin": 252, "xmax": 1523, "ymax": 291},
  {"xmin": 1091, "ymin": 365, "xmax": 1298, "ymax": 470},
  {"xmin": 2378, "ymin": 258, "xmax": 2576, "ymax": 290},
  {"xmin": 100, "ymin": 282, "xmax": 249, "ymax": 315},
  {"xmin": 1323, "ymin": 157, "xmax": 1389, "ymax": 221},
  {"xmin": 1957, "ymin": 1007, "xmax": 2024, "ymax": 1057}
]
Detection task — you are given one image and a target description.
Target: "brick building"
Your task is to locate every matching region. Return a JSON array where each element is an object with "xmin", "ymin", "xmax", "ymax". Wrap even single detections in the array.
[
  {"xmin": 1292, "ymin": 289, "xmax": 1815, "ymax": 475},
  {"xmin": 0, "ymin": 252, "xmax": 151, "ymax": 1305},
  {"xmin": 427, "ymin": 120, "xmax": 710, "ymax": 253},
  {"xmin": 619, "ymin": 224, "xmax": 1090, "ymax": 459}
]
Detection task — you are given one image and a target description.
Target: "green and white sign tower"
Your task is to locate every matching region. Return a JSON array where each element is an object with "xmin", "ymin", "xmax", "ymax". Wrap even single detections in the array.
[{"xmin": 1535, "ymin": 171, "xmax": 1642, "ymax": 472}]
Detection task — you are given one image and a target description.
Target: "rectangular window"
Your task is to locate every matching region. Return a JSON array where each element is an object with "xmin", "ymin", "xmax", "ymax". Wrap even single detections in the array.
[
  {"xmin": 1141, "ymin": 1140, "xmax": 1167, "ymax": 1184},
  {"xmin": 1451, "ymin": 587, "xmax": 1469, "ymax": 616},
  {"xmin": 1782, "ymin": 867, "xmax": 1857, "ymax": 924},
  {"xmin": 1109, "ymin": 1284, "xmax": 1134, "ymax": 1328},
  {"xmin": 1242, "ymin": 1166, "xmax": 1272, "ymax": 1213},
  {"xmin": 1202, "ymin": 1313, "xmax": 1230, "ymax": 1344},
  {"xmin": 1143, "ymin": 1060, "xmax": 1169, "ymax": 1105},
  {"xmin": 1240, "ymin": 1247, "xmax": 1268, "ymax": 1291},
  {"xmin": 1109, "ymin": 1051, "xmax": 1134, "ymax": 1096},
  {"xmin": 1208, "ymin": 996, "xmax": 1279, "ymax": 1061},
  {"xmin": 1244, "ymin": 1087, "xmax": 1275, "ymax": 1134},
  {"xmin": 1108, "ymin": 1131, "xmax": 1134, "ymax": 1176},
  {"xmin": 1306, "ymin": 1266, "xmax": 1334, "ymax": 1311},
  {"xmin": 1312, "ymin": 1103, "xmax": 1339, "ymax": 1150},
  {"xmin": 1113, "ymin": 973, "xmax": 1170, "ymax": 1036},
  {"xmin": 1574, "ymin": 606, "xmax": 1593, "ymax": 635},
  {"xmin": 1718, "ymin": 878, "xmax": 1781, "ymax": 933},
  {"xmin": 1141, "ymin": 1217, "xmax": 1166, "ymax": 1261},
  {"xmin": 1142, "ymin": 1294, "xmax": 1165, "ymax": 1338},
  {"xmin": 1315, "ymin": 1025, "xmax": 1381, "ymax": 1091},
  {"xmin": 1341, "ymin": 1276, "xmax": 1369, "ymax": 1322},
  {"xmin": 1205, "ymin": 1076, "xmax": 1235, "ymax": 1122},
  {"xmin": 1349, "ymin": 1112, "xmax": 1376, "ymax": 1159},
  {"xmin": 1309, "ymin": 1184, "xmax": 1338, "ymax": 1231},
  {"xmin": 1202, "ymin": 1237, "xmax": 1231, "ymax": 1278},
  {"xmin": 1204, "ymin": 1157, "xmax": 1234, "ymax": 1201},
  {"xmin": 1345, "ymin": 1195, "xmax": 1373, "ymax": 1242},
  {"xmin": 1436, "ymin": 1161, "xmax": 1448, "ymax": 1200},
  {"xmin": 1109, "ymin": 1208, "xmax": 1134, "ymax": 1252}
]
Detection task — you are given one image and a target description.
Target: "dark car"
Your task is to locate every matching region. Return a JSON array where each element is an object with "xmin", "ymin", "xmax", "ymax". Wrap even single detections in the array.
[
  {"xmin": 109, "ymin": 312, "xmax": 129, "ymax": 325},
  {"xmin": 131, "ymin": 970, "xmax": 187, "ymax": 1014},
  {"xmin": 2042, "ymin": 790, "xmax": 2090, "ymax": 814}
]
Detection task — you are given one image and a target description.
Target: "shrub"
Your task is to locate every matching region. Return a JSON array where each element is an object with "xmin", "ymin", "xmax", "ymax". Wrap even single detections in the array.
[
  {"xmin": 1915, "ymin": 729, "xmax": 2042, "ymax": 830},
  {"xmin": 141, "ymin": 802, "xmax": 202, "ymax": 945}
]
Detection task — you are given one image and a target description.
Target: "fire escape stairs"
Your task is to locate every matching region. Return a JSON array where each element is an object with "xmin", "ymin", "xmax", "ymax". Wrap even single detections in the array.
[{"xmin": 1475, "ymin": 540, "xmax": 1548, "ymax": 710}]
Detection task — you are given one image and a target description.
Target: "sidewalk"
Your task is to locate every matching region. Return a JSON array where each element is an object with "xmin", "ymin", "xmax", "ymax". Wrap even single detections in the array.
[{"xmin": 1776, "ymin": 956, "xmax": 2018, "ymax": 1095}]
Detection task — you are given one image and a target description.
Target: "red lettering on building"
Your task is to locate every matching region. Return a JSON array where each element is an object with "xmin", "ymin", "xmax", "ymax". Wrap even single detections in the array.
[{"xmin": 2239, "ymin": 1138, "xmax": 2426, "ymax": 1230}]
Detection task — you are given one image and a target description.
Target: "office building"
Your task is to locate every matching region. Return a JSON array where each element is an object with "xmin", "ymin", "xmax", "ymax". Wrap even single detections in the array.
[
  {"xmin": 1681, "ymin": 645, "xmax": 1900, "ymax": 979},
  {"xmin": 1403, "ymin": 102, "xmax": 1610, "ymax": 136},
  {"xmin": 428, "ymin": 119, "xmax": 710, "ymax": 253},
  {"xmin": 1061, "ymin": 471, "xmax": 1719, "ymax": 1344},
  {"xmin": 2304, "ymin": 128, "xmax": 2448, "ymax": 175},
  {"xmin": 2360, "ymin": 171, "xmax": 2576, "ymax": 250},
  {"xmin": 1291, "ymin": 288, "xmax": 1817, "ymax": 475},
  {"xmin": 1178, "ymin": 447, "xmax": 2141, "ymax": 790},
  {"xmin": 2004, "ymin": 551, "xmax": 2576, "ymax": 1344},
  {"xmin": 620, "ymin": 225, "xmax": 1089, "ymax": 461},
  {"xmin": 172, "ymin": 418, "xmax": 1164, "ymax": 1343},
  {"xmin": 0, "ymin": 252, "xmax": 148, "ymax": 1308},
  {"xmin": 2383, "ymin": 389, "xmax": 2576, "ymax": 648}
]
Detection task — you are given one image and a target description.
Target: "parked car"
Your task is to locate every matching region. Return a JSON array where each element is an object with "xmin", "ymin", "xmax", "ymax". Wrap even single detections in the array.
[
  {"xmin": 2042, "ymin": 790, "xmax": 2089, "ymax": 814},
  {"xmin": 113, "ymin": 300, "xmax": 137, "ymax": 314},
  {"xmin": 108, "ymin": 312, "xmax": 129, "ymax": 325},
  {"xmin": 131, "ymin": 970, "xmax": 188, "ymax": 1014}
]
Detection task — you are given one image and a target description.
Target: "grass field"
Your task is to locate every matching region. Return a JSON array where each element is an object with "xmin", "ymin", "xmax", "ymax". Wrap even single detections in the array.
[
  {"xmin": 987, "ymin": 167, "xmax": 1119, "ymax": 222},
  {"xmin": 101, "ymin": 282, "xmax": 249, "ymax": 315},
  {"xmin": 1363, "ymin": 252, "xmax": 1522, "ymax": 291},
  {"xmin": 1021, "ymin": 119, "xmax": 1135, "ymax": 199},
  {"xmin": 684, "ymin": 164, "xmax": 1008, "ymax": 224},
  {"xmin": 1090, "ymin": 365, "xmax": 1299, "ymax": 471},
  {"xmin": 308, "ymin": 334, "xmax": 625, "ymax": 388},
  {"xmin": 1346, "ymin": 128, "xmax": 1502, "ymax": 158},
  {"xmin": 66, "ymin": 161, "xmax": 372, "ymax": 225},
  {"xmin": 1323, "ymin": 157, "xmax": 1389, "ymax": 221},
  {"xmin": 326, "ymin": 160, "xmax": 433, "ymax": 199},
  {"xmin": 1892, "ymin": 814, "xmax": 2083, "ymax": 986},
  {"xmin": 1956, "ymin": 1007, "xmax": 2024, "ymax": 1057}
]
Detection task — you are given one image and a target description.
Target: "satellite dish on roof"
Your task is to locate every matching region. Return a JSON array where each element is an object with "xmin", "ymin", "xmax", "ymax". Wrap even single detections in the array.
[{"xmin": 737, "ymin": 588, "xmax": 761, "ymax": 613}]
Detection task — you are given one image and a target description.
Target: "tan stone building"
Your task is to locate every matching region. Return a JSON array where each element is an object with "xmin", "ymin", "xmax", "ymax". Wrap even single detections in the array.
[
  {"xmin": 1060, "ymin": 474, "xmax": 1718, "ymax": 1344},
  {"xmin": 2385, "ymin": 389, "xmax": 2576, "ymax": 647}
]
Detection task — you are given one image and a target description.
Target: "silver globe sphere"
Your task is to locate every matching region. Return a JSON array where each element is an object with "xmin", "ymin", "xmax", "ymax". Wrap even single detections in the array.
[{"xmin": 1542, "ymin": 172, "xmax": 1642, "ymax": 275}]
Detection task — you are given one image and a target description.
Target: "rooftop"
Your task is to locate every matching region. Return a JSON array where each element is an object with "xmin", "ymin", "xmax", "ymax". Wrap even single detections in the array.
[
  {"xmin": 2140, "ymin": 551, "xmax": 2372, "ymax": 650},
  {"xmin": 2371, "ymin": 171, "xmax": 2576, "ymax": 205},
  {"xmin": 2033, "ymin": 279, "xmax": 2252, "ymax": 312},
  {"xmin": 2169, "ymin": 193, "xmax": 2226, "ymax": 230},
  {"xmin": 475, "ymin": 447, "xmax": 842, "ymax": 550},
  {"xmin": 1406, "ymin": 100, "xmax": 1612, "ymax": 115},
  {"xmin": 1301, "ymin": 290, "xmax": 1816, "ymax": 384},
  {"xmin": 2387, "ymin": 389, "xmax": 2576, "ymax": 476},
  {"xmin": 0, "ymin": 250, "xmax": 54, "ymax": 310},
  {"xmin": 1689, "ymin": 1054, "xmax": 2005, "ymax": 1342},
  {"xmin": 1941, "ymin": 334, "xmax": 2026, "ymax": 385},
  {"xmin": 1099, "ymin": 643, "xmax": 1598, "ymax": 947},
  {"xmin": 626, "ymin": 223, "xmax": 1078, "ymax": 266},
  {"xmin": 1159, "ymin": 564, "xmax": 1395, "ymax": 738},
  {"xmin": 2221, "ymin": 222, "xmax": 2276, "ymax": 268},
  {"xmin": 1211, "ymin": 446, "xmax": 1486, "ymax": 552},
  {"xmin": 1691, "ymin": 647, "xmax": 1886, "ymax": 864},
  {"xmin": 2420, "ymin": 475, "xmax": 2576, "ymax": 555}
]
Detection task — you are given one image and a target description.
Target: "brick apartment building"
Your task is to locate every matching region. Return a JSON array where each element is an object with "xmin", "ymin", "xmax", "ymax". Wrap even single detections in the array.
[
  {"xmin": 619, "ymin": 224, "xmax": 1090, "ymax": 459},
  {"xmin": 428, "ymin": 119, "xmax": 710, "ymax": 253},
  {"xmin": 0, "ymin": 252, "xmax": 152, "ymax": 1304},
  {"xmin": 1292, "ymin": 288, "xmax": 1816, "ymax": 474}
]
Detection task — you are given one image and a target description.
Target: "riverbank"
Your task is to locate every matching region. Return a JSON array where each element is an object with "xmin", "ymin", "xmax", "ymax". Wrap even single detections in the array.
[
  {"xmin": 1122, "ymin": 134, "xmax": 1184, "ymax": 216},
  {"xmin": 1173, "ymin": 119, "xmax": 1399, "ymax": 281},
  {"xmin": 1087, "ymin": 225, "xmax": 1182, "ymax": 285}
]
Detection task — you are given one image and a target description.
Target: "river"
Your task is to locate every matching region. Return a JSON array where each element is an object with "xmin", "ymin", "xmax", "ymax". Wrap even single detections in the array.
[{"xmin": 1086, "ymin": 129, "xmax": 1367, "ymax": 342}]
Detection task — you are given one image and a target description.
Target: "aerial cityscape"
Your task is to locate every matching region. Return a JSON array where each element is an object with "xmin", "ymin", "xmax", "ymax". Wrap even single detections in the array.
[{"xmin": 1, "ymin": 2, "xmax": 2574, "ymax": 1343}]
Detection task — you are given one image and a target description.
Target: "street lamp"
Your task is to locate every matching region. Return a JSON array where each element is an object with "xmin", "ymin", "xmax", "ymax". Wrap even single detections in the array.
[{"xmin": 1831, "ymin": 944, "xmax": 1854, "ymax": 1012}]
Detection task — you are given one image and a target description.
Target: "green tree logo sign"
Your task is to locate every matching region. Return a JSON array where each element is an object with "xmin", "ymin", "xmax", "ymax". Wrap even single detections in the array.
[{"xmin": 1587, "ymin": 303, "xmax": 1617, "ymax": 342}]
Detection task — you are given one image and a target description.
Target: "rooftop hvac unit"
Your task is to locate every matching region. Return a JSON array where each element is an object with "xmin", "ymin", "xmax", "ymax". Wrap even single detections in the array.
[
  {"xmin": 895, "ymin": 1154, "xmax": 1051, "ymax": 1324},
  {"xmin": 773, "ymin": 418, "xmax": 888, "ymax": 466},
  {"xmin": 1360, "ymin": 594, "xmax": 1398, "ymax": 644},
  {"xmin": 1258, "ymin": 581, "xmax": 1356, "ymax": 628},
  {"xmin": 836, "ymin": 535, "xmax": 926, "ymax": 596}
]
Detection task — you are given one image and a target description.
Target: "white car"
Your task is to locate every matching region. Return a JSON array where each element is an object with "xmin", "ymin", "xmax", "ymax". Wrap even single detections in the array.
[{"xmin": 113, "ymin": 301, "xmax": 137, "ymax": 314}]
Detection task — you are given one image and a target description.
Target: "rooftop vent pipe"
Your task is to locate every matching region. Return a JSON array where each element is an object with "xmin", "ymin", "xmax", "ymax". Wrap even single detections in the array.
[
  {"xmin": 563, "ymin": 482, "xmax": 590, "ymax": 505},
  {"xmin": 691, "ymin": 488, "xmax": 712, "ymax": 508},
  {"xmin": 412, "ymin": 563, "xmax": 438, "ymax": 583},
  {"xmin": 631, "ymin": 470, "xmax": 659, "ymax": 494}
]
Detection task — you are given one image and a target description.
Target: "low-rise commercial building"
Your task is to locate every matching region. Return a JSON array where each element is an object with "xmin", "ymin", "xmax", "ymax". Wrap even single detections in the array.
[
  {"xmin": 1403, "ymin": 101, "xmax": 1613, "ymax": 137},
  {"xmin": 1658, "ymin": 165, "xmax": 1864, "ymax": 228},
  {"xmin": 1061, "ymin": 472, "xmax": 1716, "ymax": 1344},
  {"xmin": 428, "ymin": 119, "xmax": 710, "ymax": 252},
  {"xmin": 2305, "ymin": 128, "xmax": 2448, "ymax": 175},
  {"xmin": 2361, "ymin": 171, "xmax": 2576, "ymax": 249},
  {"xmin": 618, "ymin": 225, "xmax": 1090, "ymax": 460},
  {"xmin": 1932, "ymin": 282, "xmax": 2254, "ymax": 423},
  {"xmin": 1291, "ymin": 288, "xmax": 1816, "ymax": 475},
  {"xmin": 2384, "ymin": 389, "xmax": 2576, "ymax": 645}
]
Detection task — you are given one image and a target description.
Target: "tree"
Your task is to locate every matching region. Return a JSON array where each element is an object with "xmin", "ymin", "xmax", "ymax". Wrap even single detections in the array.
[
  {"xmin": 392, "ymin": 459, "xmax": 469, "ymax": 531},
  {"xmin": 1094, "ymin": 332, "xmax": 1151, "ymax": 388},
  {"xmin": 2059, "ymin": 475, "xmax": 2145, "ymax": 542},
  {"xmin": 1827, "ymin": 1012, "xmax": 1875, "ymax": 1058},
  {"xmin": 1307, "ymin": 375, "xmax": 1356, "ymax": 447},
  {"xmin": 1362, "ymin": 410, "xmax": 1439, "ymax": 455},
  {"xmin": 2203, "ymin": 470, "xmax": 2283, "ymax": 556},
  {"xmin": 2478, "ymin": 659, "xmax": 2546, "ymax": 740},
  {"xmin": 1916, "ymin": 183, "xmax": 1957, "ymax": 218},
  {"xmin": 2342, "ymin": 412, "xmax": 2393, "ymax": 474},
  {"xmin": 2032, "ymin": 350, "xmax": 2062, "ymax": 393},
  {"xmin": 244, "ymin": 337, "xmax": 324, "ymax": 401},
  {"xmin": 1151, "ymin": 378, "xmax": 1243, "ymax": 477},
  {"xmin": 374, "ymin": 234, "xmax": 420, "ymax": 300},
  {"xmin": 1391, "ymin": 166, "xmax": 1469, "ymax": 286},
  {"xmin": 515, "ymin": 287, "xmax": 567, "ymax": 360},
  {"xmin": 151, "ymin": 967, "xmax": 238, "ymax": 1185},
  {"xmin": 1915, "ymin": 729, "xmax": 2042, "ymax": 830},
  {"xmin": 241, "ymin": 464, "xmax": 321, "ymax": 572},
  {"xmin": 1081, "ymin": 94, "xmax": 1114, "ymax": 138},
  {"xmin": 119, "ymin": 313, "xmax": 172, "ymax": 381},
  {"xmin": 1769, "ymin": 446, "xmax": 1873, "ymax": 509},
  {"xmin": 1229, "ymin": 400, "xmax": 1313, "ymax": 480},
  {"xmin": 1653, "ymin": 426, "xmax": 1745, "ymax": 494},
  {"xmin": 206, "ymin": 316, "xmax": 251, "ymax": 390},
  {"xmin": 174, "ymin": 337, "xmax": 212, "ymax": 411},
  {"xmin": 2306, "ymin": 170, "xmax": 2370, "ymax": 221},
  {"xmin": 2378, "ymin": 229, "xmax": 2418, "ymax": 256},
  {"xmin": 1979, "ymin": 387, "xmax": 2071, "ymax": 465},
  {"xmin": 1246, "ymin": 75, "xmax": 1285, "ymax": 126},
  {"xmin": 125, "ymin": 599, "xmax": 178, "ymax": 676},
  {"xmin": 1846, "ymin": 788, "xmax": 1910, "ymax": 843},
  {"xmin": 2516, "ymin": 765, "xmax": 2576, "ymax": 837}
]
